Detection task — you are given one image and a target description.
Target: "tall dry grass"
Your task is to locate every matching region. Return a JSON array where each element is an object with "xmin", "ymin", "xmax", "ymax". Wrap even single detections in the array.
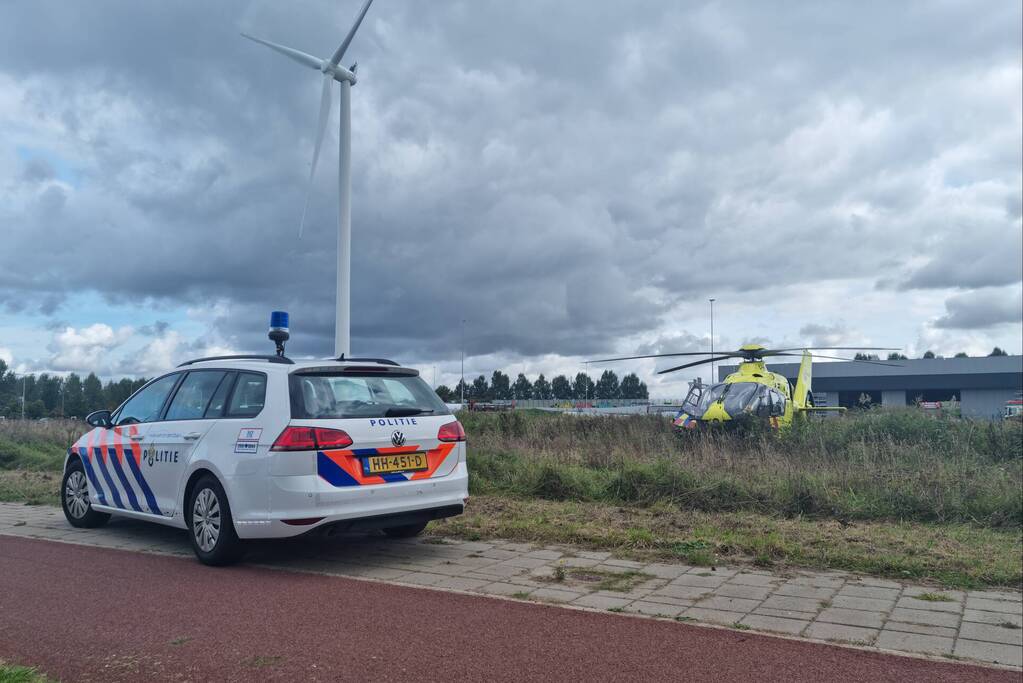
[
  {"xmin": 0, "ymin": 419, "xmax": 87, "ymax": 471},
  {"xmin": 461, "ymin": 409, "xmax": 1023, "ymax": 527}
]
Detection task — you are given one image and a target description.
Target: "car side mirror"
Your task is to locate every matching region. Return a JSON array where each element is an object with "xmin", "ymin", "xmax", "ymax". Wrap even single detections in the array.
[{"xmin": 86, "ymin": 410, "xmax": 113, "ymax": 429}]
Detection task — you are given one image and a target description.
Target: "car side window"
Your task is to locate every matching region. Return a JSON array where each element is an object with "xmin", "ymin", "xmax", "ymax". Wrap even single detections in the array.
[
  {"xmin": 204, "ymin": 372, "xmax": 236, "ymax": 418},
  {"xmin": 165, "ymin": 371, "xmax": 227, "ymax": 421},
  {"xmin": 226, "ymin": 372, "xmax": 266, "ymax": 418},
  {"xmin": 115, "ymin": 374, "xmax": 181, "ymax": 425}
]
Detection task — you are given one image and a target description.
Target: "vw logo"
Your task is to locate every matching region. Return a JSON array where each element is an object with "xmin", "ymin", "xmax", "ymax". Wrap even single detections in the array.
[{"xmin": 391, "ymin": 430, "xmax": 406, "ymax": 447}]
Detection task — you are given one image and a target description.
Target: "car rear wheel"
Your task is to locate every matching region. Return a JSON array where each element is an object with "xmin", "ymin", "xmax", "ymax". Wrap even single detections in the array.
[
  {"xmin": 187, "ymin": 475, "xmax": 243, "ymax": 566},
  {"xmin": 382, "ymin": 521, "xmax": 429, "ymax": 538},
  {"xmin": 61, "ymin": 460, "xmax": 110, "ymax": 528}
]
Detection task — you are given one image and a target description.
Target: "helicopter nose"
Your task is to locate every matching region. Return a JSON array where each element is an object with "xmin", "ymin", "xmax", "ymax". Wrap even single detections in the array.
[{"xmin": 702, "ymin": 403, "xmax": 730, "ymax": 422}]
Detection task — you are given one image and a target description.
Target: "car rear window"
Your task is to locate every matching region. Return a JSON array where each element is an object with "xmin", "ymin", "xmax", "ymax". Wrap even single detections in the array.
[
  {"xmin": 165, "ymin": 371, "xmax": 227, "ymax": 421},
  {"xmin": 290, "ymin": 372, "xmax": 450, "ymax": 419},
  {"xmin": 227, "ymin": 372, "xmax": 266, "ymax": 418}
]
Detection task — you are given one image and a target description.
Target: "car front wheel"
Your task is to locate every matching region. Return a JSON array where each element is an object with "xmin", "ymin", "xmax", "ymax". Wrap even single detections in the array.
[
  {"xmin": 187, "ymin": 475, "xmax": 243, "ymax": 566},
  {"xmin": 61, "ymin": 460, "xmax": 110, "ymax": 528}
]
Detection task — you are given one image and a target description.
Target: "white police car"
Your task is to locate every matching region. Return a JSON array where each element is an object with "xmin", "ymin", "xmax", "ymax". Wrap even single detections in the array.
[{"xmin": 62, "ymin": 321, "xmax": 467, "ymax": 566}]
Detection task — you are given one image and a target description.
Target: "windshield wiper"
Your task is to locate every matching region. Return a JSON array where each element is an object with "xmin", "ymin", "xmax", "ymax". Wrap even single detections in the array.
[{"xmin": 384, "ymin": 407, "xmax": 434, "ymax": 417}]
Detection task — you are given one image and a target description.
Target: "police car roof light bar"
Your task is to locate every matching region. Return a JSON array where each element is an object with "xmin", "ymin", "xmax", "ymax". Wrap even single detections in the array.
[{"xmin": 269, "ymin": 310, "xmax": 290, "ymax": 357}]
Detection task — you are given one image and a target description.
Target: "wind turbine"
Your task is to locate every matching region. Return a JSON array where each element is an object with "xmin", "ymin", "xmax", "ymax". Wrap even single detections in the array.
[{"xmin": 242, "ymin": 0, "xmax": 375, "ymax": 358}]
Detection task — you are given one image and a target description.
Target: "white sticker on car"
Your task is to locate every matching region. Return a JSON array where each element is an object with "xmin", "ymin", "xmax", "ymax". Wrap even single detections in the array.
[
  {"xmin": 238, "ymin": 428, "xmax": 263, "ymax": 441},
  {"xmin": 234, "ymin": 428, "xmax": 262, "ymax": 454}
]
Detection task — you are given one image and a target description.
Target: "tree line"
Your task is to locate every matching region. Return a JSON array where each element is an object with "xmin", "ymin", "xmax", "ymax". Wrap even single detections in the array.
[
  {"xmin": 0, "ymin": 359, "xmax": 148, "ymax": 420},
  {"xmin": 855, "ymin": 348, "xmax": 1011, "ymax": 361},
  {"xmin": 434, "ymin": 369, "xmax": 648, "ymax": 403}
]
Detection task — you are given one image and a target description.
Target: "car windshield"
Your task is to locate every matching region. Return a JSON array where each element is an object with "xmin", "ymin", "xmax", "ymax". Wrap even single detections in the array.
[{"xmin": 289, "ymin": 372, "xmax": 450, "ymax": 419}]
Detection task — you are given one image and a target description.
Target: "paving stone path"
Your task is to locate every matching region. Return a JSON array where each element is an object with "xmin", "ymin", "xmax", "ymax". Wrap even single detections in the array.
[{"xmin": 1, "ymin": 502, "xmax": 1020, "ymax": 670}]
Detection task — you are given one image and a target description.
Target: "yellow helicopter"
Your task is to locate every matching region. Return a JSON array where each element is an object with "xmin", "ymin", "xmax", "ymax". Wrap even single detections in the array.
[{"xmin": 593, "ymin": 344, "xmax": 898, "ymax": 429}]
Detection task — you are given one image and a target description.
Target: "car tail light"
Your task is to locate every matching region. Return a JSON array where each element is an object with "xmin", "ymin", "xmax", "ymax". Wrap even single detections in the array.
[
  {"xmin": 437, "ymin": 420, "xmax": 466, "ymax": 442},
  {"xmin": 271, "ymin": 426, "xmax": 353, "ymax": 451},
  {"xmin": 315, "ymin": 428, "xmax": 354, "ymax": 449}
]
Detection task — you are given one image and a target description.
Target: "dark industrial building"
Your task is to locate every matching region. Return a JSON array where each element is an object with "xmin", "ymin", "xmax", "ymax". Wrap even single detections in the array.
[{"xmin": 719, "ymin": 355, "xmax": 1023, "ymax": 419}]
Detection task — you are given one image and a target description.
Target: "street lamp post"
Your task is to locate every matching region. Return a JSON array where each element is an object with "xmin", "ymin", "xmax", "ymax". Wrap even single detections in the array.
[
  {"xmin": 460, "ymin": 319, "xmax": 466, "ymax": 404},
  {"xmin": 709, "ymin": 298, "xmax": 716, "ymax": 383}
]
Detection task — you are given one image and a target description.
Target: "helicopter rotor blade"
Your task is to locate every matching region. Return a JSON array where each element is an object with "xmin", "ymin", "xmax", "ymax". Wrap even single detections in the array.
[
  {"xmin": 766, "ymin": 347, "xmax": 900, "ymax": 354},
  {"xmin": 592, "ymin": 346, "xmax": 902, "ymax": 365},
  {"xmin": 771, "ymin": 352, "xmax": 903, "ymax": 367},
  {"xmin": 590, "ymin": 351, "xmax": 741, "ymax": 363},
  {"xmin": 656, "ymin": 355, "xmax": 737, "ymax": 374}
]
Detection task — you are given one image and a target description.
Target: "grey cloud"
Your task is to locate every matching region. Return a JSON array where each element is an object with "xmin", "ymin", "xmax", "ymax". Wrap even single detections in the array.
[
  {"xmin": 799, "ymin": 322, "xmax": 849, "ymax": 347},
  {"xmin": 898, "ymin": 226, "xmax": 1023, "ymax": 291},
  {"xmin": 933, "ymin": 288, "xmax": 1023, "ymax": 329},
  {"xmin": 1, "ymin": 0, "xmax": 1021, "ymax": 369},
  {"xmin": 21, "ymin": 157, "xmax": 55, "ymax": 183},
  {"xmin": 138, "ymin": 321, "xmax": 171, "ymax": 337}
]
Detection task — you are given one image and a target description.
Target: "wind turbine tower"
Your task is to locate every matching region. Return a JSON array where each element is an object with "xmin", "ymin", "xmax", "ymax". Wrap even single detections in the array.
[{"xmin": 242, "ymin": 0, "xmax": 375, "ymax": 358}]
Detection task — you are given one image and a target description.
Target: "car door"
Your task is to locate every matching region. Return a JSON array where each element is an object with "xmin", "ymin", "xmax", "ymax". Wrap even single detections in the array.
[
  {"xmin": 104, "ymin": 372, "xmax": 184, "ymax": 517},
  {"xmin": 147, "ymin": 369, "xmax": 231, "ymax": 517}
]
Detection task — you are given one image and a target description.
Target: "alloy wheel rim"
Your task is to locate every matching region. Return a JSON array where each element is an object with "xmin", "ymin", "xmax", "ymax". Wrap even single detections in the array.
[
  {"xmin": 192, "ymin": 488, "xmax": 221, "ymax": 552},
  {"xmin": 65, "ymin": 470, "xmax": 90, "ymax": 519}
]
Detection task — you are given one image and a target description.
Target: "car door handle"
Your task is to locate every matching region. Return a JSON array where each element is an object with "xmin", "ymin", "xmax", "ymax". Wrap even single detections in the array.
[
  {"xmin": 183, "ymin": 432, "xmax": 202, "ymax": 441},
  {"xmin": 129, "ymin": 434, "xmax": 145, "ymax": 441}
]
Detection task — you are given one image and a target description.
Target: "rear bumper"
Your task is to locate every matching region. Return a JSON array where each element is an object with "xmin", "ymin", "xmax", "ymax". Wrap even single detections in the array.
[
  {"xmin": 232, "ymin": 462, "xmax": 469, "ymax": 539},
  {"xmin": 312, "ymin": 504, "xmax": 463, "ymax": 536}
]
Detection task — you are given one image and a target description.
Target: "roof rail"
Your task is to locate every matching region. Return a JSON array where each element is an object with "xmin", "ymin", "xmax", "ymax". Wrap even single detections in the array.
[
  {"xmin": 178, "ymin": 354, "xmax": 295, "ymax": 367},
  {"xmin": 335, "ymin": 356, "xmax": 400, "ymax": 366}
]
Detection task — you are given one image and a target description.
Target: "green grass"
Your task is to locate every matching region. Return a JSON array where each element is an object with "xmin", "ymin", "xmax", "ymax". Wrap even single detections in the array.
[
  {"xmin": 562, "ymin": 568, "xmax": 652, "ymax": 592},
  {"xmin": 245, "ymin": 655, "xmax": 284, "ymax": 669},
  {"xmin": 3, "ymin": 412, "xmax": 1021, "ymax": 588},
  {"xmin": 449, "ymin": 410, "xmax": 1022, "ymax": 586},
  {"xmin": 0, "ymin": 662, "xmax": 53, "ymax": 683},
  {"xmin": 0, "ymin": 420, "xmax": 84, "ymax": 506},
  {"xmin": 0, "ymin": 471, "xmax": 60, "ymax": 506},
  {"xmin": 430, "ymin": 495, "xmax": 1022, "ymax": 588},
  {"xmin": 914, "ymin": 592, "xmax": 955, "ymax": 602},
  {"xmin": 0, "ymin": 420, "xmax": 83, "ymax": 472},
  {"xmin": 462, "ymin": 408, "xmax": 1022, "ymax": 527}
]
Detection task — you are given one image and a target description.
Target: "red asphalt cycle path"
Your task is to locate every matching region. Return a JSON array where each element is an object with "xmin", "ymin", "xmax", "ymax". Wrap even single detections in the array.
[{"xmin": 0, "ymin": 536, "xmax": 1017, "ymax": 682}]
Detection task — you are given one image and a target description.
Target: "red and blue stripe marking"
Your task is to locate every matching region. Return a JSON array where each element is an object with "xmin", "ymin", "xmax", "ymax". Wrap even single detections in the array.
[
  {"xmin": 317, "ymin": 443, "xmax": 456, "ymax": 487},
  {"xmin": 71, "ymin": 427, "xmax": 161, "ymax": 516}
]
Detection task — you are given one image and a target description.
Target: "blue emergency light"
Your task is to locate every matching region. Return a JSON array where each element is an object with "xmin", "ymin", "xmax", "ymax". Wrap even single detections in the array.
[{"xmin": 268, "ymin": 311, "xmax": 290, "ymax": 357}]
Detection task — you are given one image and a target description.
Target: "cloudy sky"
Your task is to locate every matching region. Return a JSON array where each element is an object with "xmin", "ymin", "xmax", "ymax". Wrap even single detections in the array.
[{"xmin": 1, "ymin": 0, "xmax": 1020, "ymax": 396}]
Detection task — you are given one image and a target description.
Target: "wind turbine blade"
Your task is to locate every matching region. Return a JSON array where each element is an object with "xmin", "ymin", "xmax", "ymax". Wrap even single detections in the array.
[
  {"xmin": 240, "ymin": 33, "xmax": 323, "ymax": 70},
  {"xmin": 298, "ymin": 72, "xmax": 334, "ymax": 238},
  {"xmin": 330, "ymin": 0, "xmax": 375, "ymax": 65}
]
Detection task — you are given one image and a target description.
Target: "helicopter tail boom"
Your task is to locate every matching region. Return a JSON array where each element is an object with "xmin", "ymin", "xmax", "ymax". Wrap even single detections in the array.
[{"xmin": 793, "ymin": 350, "xmax": 813, "ymax": 410}]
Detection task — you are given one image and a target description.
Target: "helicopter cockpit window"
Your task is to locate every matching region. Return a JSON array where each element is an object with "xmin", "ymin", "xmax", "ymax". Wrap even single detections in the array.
[
  {"xmin": 722, "ymin": 383, "xmax": 760, "ymax": 415},
  {"xmin": 758, "ymin": 387, "xmax": 786, "ymax": 417},
  {"xmin": 683, "ymin": 382, "xmax": 727, "ymax": 417},
  {"xmin": 721, "ymin": 383, "xmax": 787, "ymax": 416}
]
